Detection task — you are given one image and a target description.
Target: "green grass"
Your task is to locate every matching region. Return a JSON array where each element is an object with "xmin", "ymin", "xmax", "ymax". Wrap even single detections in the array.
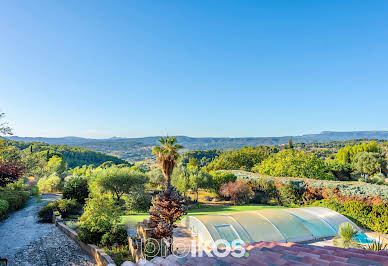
[{"xmin": 120, "ymin": 204, "xmax": 285, "ymax": 228}]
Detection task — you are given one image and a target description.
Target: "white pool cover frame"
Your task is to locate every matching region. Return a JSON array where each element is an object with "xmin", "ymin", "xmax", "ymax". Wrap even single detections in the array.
[{"xmin": 182, "ymin": 207, "xmax": 360, "ymax": 246}]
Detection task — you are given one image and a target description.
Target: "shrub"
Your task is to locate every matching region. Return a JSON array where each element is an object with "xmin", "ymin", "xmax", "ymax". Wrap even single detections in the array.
[
  {"xmin": 309, "ymin": 199, "xmax": 344, "ymax": 213},
  {"xmin": 219, "ymin": 181, "xmax": 254, "ymax": 204},
  {"xmin": 125, "ymin": 192, "xmax": 152, "ymax": 213},
  {"xmin": 38, "ymin": 202, "xmax": 57, "ymax": 222},
  {"xmin": 38, "ymin": 199, "xmax": 81, "ymax": 222},
  {"xmin": 209, "ymin": 171, "xmax": 237, "ymax": 194},
  {"xmin": 254, "ymin": 178, "xmax": 280, "ymax": 204},
  {"xmin": 279, "ymin": 181, "xmax": 305, "ymax": 206},
  {"xmin": 233, "ymin": 170, "xmax": 388, "ymax": 204},
  {"xmin": 56, "ymin": 199, "xmax": 81, "ymax": 218},
  {"xmin": 37, "ymin": 174, "xmax": 61, "ymax": 193},
  {"xmin": 343, "ymin": 201, "xmax": 371, "ymax": 228},
  {"xmin": 78, "ymin": 196, "xmax": 120, "ymax": 244},
  {"xmin": 253, "ymin": 149, "xmax": 332, "ymax": 180},
  {"xmin": 368, "ymin": 203, "xmax": 388, "ymax": 234},
  {"xmin": 0, "ymin": 190, "xmax": 30, "ymax": 211},
  {"xmin": 0, "ymin": 199, "xmax": 9, "ymax": 220},
  {"xmin": 63, "ymin": 176, "xmax": 89, "ymax": 205},
  {"xmin": 31, "ymin": 185, "xmax": 39, "ymax": 196},
  {"xmin": 100, "ymin": 224, "xmax": 128, "ymax": 246},
  {"xmin": 104, "ymin": 245, "xmax": 132, "ymax": 266}
]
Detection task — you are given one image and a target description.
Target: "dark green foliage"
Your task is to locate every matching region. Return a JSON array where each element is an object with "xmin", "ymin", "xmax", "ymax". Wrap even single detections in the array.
[
  {"xmin": 343, "ymin": 201, "xmax": 372, "ymax": 228},
  {"xmin": 180, "ymin": 150, "xmax": 221, "ymax": 168},
  {"xmin": 0, "ymin": 189, "xmax": 29, "ymax": 211},
  {"xmin": 0, "ymin": 199, "xmax": 9, "ymax": 220},
  {"xmin": 125, "ymin": 191, "xmax": 152, "ymax": 213},
  {"xmin": 31, "ymin": 185, "xmax": 39, "ymax": 196},
  {"xmin": 5, "ymin": 139, "xmax": 129, "ymax": 168},
  {"xmin": 38, "ymin": 199, "xmax": 81, "ymax": 222},
  {"xmin": 63, "ymin": 177, "xmax": 89, "ymax": 205},
  {"xmin": 251, "ymin": 178, "xmax": 280, "ymax": 204},
  {"xmin": 104, "ymin": 245, "xmax": 132, "ymax": 266},
  {"xmin": 279, "ymin": 181, "xmax": 305, "ymax": 206},
  {"xmin": 326, "ymin": 160, "xmax": 352, "ymax": 181},
  {"xmin": 100, "ymin": 224, "xmax": 128, "ymax": 246},
  {"xmin": 38, "ymin": 202, "xmax": 57, "ymax": 222},
  {"xmin": 56, "ymin": 199, "xmax": 81, "ymax": 218}
]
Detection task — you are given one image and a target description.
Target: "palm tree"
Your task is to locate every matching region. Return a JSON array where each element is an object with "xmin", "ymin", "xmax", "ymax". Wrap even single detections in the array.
[
  {"xmin": 333, "ymin": 222, "xmax": 360, "ymax": 248},
  {"xmin": 152, "ymin": 136, "xmax": 183, "ymax": 187}
]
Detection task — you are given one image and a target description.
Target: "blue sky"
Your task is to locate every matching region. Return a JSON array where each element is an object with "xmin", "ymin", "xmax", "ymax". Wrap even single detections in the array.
[{"xmin": 1, "ymin": 1, "xmax": 387, "ymax": 138}]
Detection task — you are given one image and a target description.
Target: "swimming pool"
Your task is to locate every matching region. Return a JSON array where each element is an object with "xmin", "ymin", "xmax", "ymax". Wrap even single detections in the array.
[{"xmin": 353, "ymin": 233, "xmax": 378, "ymax": 244}]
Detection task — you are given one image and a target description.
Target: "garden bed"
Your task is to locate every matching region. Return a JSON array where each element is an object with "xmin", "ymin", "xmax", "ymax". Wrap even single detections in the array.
[
  {"xmin": 56, "ymin": 221, "xmax": 116, "ymax": 266},
  {"xmin": 232, "ymin": 170, "xmax": 388, "ymax": 204}
]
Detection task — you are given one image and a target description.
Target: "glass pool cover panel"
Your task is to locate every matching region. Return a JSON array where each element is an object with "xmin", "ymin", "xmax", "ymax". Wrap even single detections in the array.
[
  {"xmin": 301, "ymin": 207, "xmax": 361, "ymax": 232},
  {"xmin": 195, "ymin": 215, "xmax": 251, "ymax": 244},
  {"xmin": 284, "ymin": 208, "xmax": 337, "ymax": 239},
  {"xmin": 214, "ymin": 224, "xmax": 240, "ymax": 244},
  {"xmin": 182, "ymin": 207, "xmax": 357, "ymax": 246},
  {"xmin": 258, "ymin": 209, "xmax": 314, "ymax": 242},
  {"xmin": 229, "ymin": 211, "xmax": 285, "ymax": 243}
]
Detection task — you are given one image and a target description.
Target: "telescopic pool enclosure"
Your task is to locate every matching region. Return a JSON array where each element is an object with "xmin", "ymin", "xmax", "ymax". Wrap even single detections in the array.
[{"xmin": 182, "ymin": 207, "xmax": 361, "ymax": 246}]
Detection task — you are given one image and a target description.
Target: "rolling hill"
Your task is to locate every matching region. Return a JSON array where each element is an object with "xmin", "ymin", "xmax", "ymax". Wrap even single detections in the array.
[{"xmin": 5, "ymin": 131, "xmax": 388, "ymax": 162}]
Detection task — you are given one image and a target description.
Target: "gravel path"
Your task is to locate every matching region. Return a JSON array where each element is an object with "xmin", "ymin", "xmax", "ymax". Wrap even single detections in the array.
[
  {"xmin": 0, "ymin": 194, "xmax": 96, "ymax": 265},
  {"xmin": 11, "ymin": 226, "xmax": 95, "ymax": 266}
]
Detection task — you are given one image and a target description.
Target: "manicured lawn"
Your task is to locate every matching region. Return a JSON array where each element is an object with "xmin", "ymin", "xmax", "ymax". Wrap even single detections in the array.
[{"xmin": 120, "ymin": 204, "xmax": 285, "ymax": 228}]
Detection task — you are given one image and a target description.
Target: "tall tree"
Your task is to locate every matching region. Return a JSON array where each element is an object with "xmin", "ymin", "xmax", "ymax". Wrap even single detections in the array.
[
  {"xmin": 152, "ymin": 136, "xmax": 183, "ymax": 186},
  {"xmin": 288, "ymin": 137, "xmax": 294, "ymax": 149},
  {"xmin": 0, "ymin": 112, "xmax": 12, "ymax": 135},
  {"xmin": 95, "ymin": 166, "xmax": 147, "ymax": 203},
  {"xmin": 149, "ymin": 137, "xmax": 187, "ymax": 253}
]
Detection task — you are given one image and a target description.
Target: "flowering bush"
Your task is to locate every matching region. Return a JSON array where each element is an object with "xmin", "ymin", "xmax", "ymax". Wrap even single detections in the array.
[{"xmin": 219, "ymin": 180, "xmax": 254, "ymax": 204}]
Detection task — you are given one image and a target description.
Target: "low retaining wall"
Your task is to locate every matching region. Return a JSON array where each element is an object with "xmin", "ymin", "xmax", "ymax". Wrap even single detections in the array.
[{"xmin": 56, "ymin": 222, "xmax": 116, "ymax": 266}]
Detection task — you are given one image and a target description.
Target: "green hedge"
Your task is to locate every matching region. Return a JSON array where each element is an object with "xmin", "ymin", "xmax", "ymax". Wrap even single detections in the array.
[
  {"xmin": 309, "ymin": 199, "xmax": 388, "ymax": 234},
  {"xmin": 0, "ymin": 199, "xmax": 9, "ymax": 220},
  {"xmin": 0, "ymin": 190, "xmax": 30, "ymax": 211}
]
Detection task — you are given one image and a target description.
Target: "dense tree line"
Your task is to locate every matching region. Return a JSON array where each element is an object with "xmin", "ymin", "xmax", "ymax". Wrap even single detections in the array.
[{"xmin": 3, "ymin": 140, "xmax": 129, "ymax": 168}]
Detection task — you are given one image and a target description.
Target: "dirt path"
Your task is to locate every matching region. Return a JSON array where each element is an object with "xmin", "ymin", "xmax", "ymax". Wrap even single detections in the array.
[{"xmin": 0, "ymin": 194, "xmax": 96, "ymax": 265}]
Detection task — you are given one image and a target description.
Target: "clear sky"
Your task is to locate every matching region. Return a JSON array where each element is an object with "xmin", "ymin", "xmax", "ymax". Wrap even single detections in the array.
[{"xmin": 1, "ymin": 1, "xmax": 387, "ymax": 138}]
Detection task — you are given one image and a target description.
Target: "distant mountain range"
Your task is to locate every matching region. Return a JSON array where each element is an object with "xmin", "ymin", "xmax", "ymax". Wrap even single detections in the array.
[{"xmin": 5, "ymin": 131, "xmax": 388, "ymax": 162}]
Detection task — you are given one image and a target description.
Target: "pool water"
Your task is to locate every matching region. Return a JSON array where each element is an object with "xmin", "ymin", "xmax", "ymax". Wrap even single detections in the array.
[{"xmin": 353, "ymin": 233, "xmax": 376, "ymax": 244}]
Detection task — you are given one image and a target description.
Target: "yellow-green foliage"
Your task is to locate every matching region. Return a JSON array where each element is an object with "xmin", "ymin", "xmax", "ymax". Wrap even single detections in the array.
[
  {"xmin": 343, "ymin": 201, "xmax": 371, "ymax": 228},
  {"xmin": 368, "ymin": 203, "xmax": 388, "ymax": 234},
  {"xmin": 78, "ymin": 196, "xmax": 120, "ymax": 244},
  {"xmin": 37, "ymin": 173, "xmax": 62, "ymax": 193},
  {"xmin": 205, "ymin": 146, "xmax": 276, "ymax": 171},
  {"xmin": 208, "ymin": 171, "xmax": 237, "ymax": 193},
  {"xmin": 335, "ymin": 141, "xmax": 380, "ymax": 164},
  {"xmin": 253, "ymin": 149, "xmax": 332, "ymax": 179}
]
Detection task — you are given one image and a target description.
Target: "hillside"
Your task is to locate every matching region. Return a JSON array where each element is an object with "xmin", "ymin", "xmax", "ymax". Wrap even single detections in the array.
[
  {"xmin": 3, "ymin": 140, "xmax": 129, "ymax": 168},
  {"xmin": 5, "ymin": 131, "xmax": 388, "ymax": 162}
]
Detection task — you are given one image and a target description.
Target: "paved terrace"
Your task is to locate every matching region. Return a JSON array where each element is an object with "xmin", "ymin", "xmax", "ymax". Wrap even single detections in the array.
[{"xmin": 124, "ymin": 241, "xmax": 388, "ymax": 266}]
